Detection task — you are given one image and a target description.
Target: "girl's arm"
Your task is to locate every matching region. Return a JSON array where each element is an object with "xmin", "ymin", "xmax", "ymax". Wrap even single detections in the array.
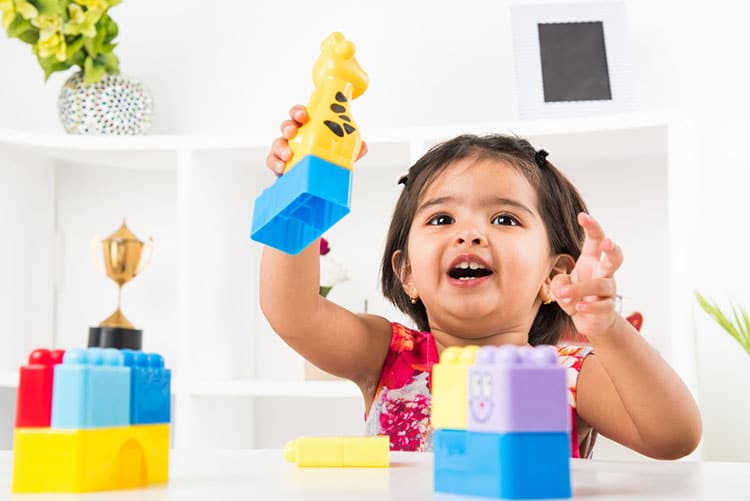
[
  {"xmin": 575, "ymin": 317, "xmax": 702, "ymax": 459},
  {"xmin": 259, "ymin": 107, "xmax": 389, "ymax": 406},
  {"xmin": 553, "ymin": 213, "xmax": 701, "ymax": 459}
]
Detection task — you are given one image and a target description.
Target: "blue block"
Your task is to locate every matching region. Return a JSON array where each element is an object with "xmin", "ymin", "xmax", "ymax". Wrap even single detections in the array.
[
  {"xmin": 434, "ymin": 431, "xmax": 571, "ymax": 499},
  {"xmin": 467, "ymin": 432, "xmax": 571, "ymax": 499},
  {"xmin": 434, "ymin": 429, "xmax": 470, "ymax": 494},
  {"xmin": 51, "ymin": 348, "xmax": 131, "ymax": 429},
  {"xmin": 122, "ymin": 350, "xmax": 171, "ymax": 424},
  {"xmin": 251, "ymin": 155, "xmax": 352, "ymax": 255}
]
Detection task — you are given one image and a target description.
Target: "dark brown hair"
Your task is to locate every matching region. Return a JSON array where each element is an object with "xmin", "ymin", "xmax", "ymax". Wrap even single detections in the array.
[{"xmin": 380, "ymin": 134, "xmax": 587, "ymax": 346}]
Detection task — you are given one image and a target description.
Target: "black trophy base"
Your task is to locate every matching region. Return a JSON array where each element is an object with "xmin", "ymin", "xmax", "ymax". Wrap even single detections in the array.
[{"xmin": 88, "ymin": 326, "xmax": 142, "ymax": 350}]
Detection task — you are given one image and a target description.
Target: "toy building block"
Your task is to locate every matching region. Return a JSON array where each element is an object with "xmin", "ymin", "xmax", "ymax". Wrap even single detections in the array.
[
  {"xmin": 433, "ymin": 429, "xmax": 470, "ymax": 493},
  {"xmin": 433, "ymin": 345, "xmax": 572, "ymax": 499},
  {"xmin": 433, "ymin": 430, "xmax": 569, "ymax": 498},
  {"xmin": 431, "ymin": 345, "xmax": 479, "ymax": 430},
  {"xmin": 12, "ymin": 423, "xmax": 169, "ymax": 493},
  {"xmin": 251, "ymin": 32, "xmax": 369, "ymax": 255},
  {"xmin": 15, "ymin": 348, "xmax": 65, "ymax": 427},
  {"xmin": 251, "ymin": 158, "xmax": 352, "ymax": 255},
  {"xmin": 122, "ymin": 350, "xmax": 171, "ymax": 424},
  {"xmin": 284, "ymin": 436, "xmax": 389, "ymax": 467},
  {"xmin": 51, "ymin": 347, "xmax": 130, "ymax": 429},
  {"xmin": 467, "ymin": 345, "xmax": 569, "ymax": 433}
]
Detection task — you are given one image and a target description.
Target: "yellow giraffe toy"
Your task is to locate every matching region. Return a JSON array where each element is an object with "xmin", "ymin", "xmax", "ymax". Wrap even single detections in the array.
[
  {"xmin": 251, "ymin": 32, "xmax": 369, "ymax": 255},
  {"xmin": 284, "ymin": 32, "xmax": 369, "ymax": 173}
]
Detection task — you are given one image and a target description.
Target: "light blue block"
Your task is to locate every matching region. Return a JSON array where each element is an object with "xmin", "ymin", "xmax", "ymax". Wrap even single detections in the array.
[
  {"xmin": 250, "ymin": 155, "xmax": 352, "ymax": 255},
  {"xmin": 121, "ymin": 350, "xmax": 171, "ymax": 424},
  {"xmin": 51, "ymin": 347, "xmax": 131, "ymax": 429},
  {"xmin": 467, "ymin": 432, "xmax": 571, "ymax": 499},
  {"xmin": 434, "ymin": 431, "xmax": 571, "ymax": 499},
  {"xmin": 433, "ymin": 429, "xmax": 469, "ymax": 494}
]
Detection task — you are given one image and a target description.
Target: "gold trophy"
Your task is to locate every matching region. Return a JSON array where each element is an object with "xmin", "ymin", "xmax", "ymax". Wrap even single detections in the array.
[{"xmin": 89, "ymin": 220, "xmax": 153, "ymax": 350}]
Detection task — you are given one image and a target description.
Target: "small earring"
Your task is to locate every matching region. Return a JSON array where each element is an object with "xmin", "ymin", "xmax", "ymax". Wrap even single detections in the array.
[
  {"xmin": 543, "ymin": 288, "xmax": 555, "ymax": 305},
  {"xmin": 410, "ymin": 295, "xmax": 419, "ymax": 305}
]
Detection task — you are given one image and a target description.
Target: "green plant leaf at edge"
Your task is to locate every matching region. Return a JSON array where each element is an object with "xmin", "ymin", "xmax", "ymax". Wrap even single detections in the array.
[{"xmin": 695, "ymin": 291, "xmax": 750, "ymax": 356}]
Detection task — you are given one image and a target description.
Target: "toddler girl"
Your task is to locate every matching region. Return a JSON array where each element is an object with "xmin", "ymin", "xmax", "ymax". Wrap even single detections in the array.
[{"xmin": 260, "ymin": 106, "xmax": 701, "ymax": 459}]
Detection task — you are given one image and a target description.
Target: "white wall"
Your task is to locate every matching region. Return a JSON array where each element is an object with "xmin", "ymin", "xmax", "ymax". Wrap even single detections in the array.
[{"xmin": 1, "ymin": 0, "xmax": 750, "ymax": 460}]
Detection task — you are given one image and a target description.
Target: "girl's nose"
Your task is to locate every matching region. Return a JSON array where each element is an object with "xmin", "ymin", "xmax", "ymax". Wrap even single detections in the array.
[{"xmin": 455, "ymin": 227, "xmax": 488, "ymax": 246}]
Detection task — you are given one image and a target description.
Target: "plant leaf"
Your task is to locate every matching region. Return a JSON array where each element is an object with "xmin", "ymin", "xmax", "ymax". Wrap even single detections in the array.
[
  {"xmin": 37, "ymin": 54, "xmax": 71, "ymax": 80},
  {"xmin": 696, "ymin": 291, "xmax": 750, "ymax": 356},
  {"xmin": 16, "ymin": 27, "xmax": 39, "ymax": 44},
  {"xmin": 65, "ymin": 35, "xmax": 85, "ymax": 60},
  {"xmin": 97, "ymin": 51, "xmax": 119, "ymax": 73},
  {"xmin": 6, "ymin": 16, "xmax": 34, "ymax": 38},
  {"xmin": 104, "ymin": 15, "xmax": 118, "ymax": 42},
  {"xmin": 84, "ymin": 58, "xmax": 106, "ymax": 84}
]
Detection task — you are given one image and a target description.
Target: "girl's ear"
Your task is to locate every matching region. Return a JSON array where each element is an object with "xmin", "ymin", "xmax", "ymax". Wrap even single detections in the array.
[
  {"xmin": 549, "ymin": 253, "xmax": 575, "ymax": 280},
  {"xmin": 391, "ymin": 249, "xmax": 414, "ymax": 292},
  {"xmin": 540, "ymin": 254, "xmax": 575, "ymax": 303}
]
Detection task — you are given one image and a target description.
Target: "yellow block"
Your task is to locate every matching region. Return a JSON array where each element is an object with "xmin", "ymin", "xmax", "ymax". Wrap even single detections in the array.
[
  {"xmin": 431, "ymin": 346, "xmax": 479, "ymax": 430},
  {"xmin": 284, "ymin": 436, "xmax": 389, "ymax": 467},
  {"xmin": 12, "ymin": 424, "xmax": 169, "ymax": 493}
]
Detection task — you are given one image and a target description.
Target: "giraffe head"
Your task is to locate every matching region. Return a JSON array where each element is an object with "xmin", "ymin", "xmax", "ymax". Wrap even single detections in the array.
[{"xmin": 312, "ymin": 32, "xmax": 369, "ymax": 99}]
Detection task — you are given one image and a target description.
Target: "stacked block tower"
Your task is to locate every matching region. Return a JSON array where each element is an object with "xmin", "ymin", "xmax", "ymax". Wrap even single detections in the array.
[
  {"xmin": 12, "ymin": 347, "xmax": 171, "ymax": 493},
  {"xmin": 432, "ymin": 344, "xmax": 571, "ymax": 499},
  {"xmin": 251, "ymin": 32, "xmax": 369, "ymax": 255}
]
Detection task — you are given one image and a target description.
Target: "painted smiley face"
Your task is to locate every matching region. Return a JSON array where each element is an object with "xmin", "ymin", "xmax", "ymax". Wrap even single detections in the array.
[{"xmin": 469, "ymin": 371, "xmax": 494, "ymax": 423}]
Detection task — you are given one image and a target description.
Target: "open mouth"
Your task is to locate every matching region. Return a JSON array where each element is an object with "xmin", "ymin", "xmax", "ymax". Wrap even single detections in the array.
[{"xmin": 448, "ymin": 261, "xmax": 493, "ymax": 280}]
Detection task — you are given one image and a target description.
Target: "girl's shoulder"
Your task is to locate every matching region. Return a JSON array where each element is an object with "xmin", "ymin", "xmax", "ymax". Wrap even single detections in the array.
[{"xmin": 376, "ymin": 322, "xmax": 439, "ymax": 392}]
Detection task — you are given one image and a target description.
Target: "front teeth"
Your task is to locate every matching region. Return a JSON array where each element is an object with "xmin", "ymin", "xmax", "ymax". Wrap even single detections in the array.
[{"xmin": 457, "ymin": 261, "xmax": 485, "ymax": 270}]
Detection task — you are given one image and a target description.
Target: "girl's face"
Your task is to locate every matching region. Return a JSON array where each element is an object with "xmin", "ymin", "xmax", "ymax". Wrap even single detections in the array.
[{"xmin": 400, "ymin": 157, "xmax": 557, "ymax": 341}]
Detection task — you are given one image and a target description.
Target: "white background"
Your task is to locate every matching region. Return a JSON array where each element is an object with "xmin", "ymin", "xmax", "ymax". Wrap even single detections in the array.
[{"xmin": 1, "ymin": 0, "xmax": 749, "ymax": 461}]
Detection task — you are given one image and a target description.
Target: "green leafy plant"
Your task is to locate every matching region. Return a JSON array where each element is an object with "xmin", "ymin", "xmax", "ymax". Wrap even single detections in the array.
[
  {"xmin": 0, "ymin": 0, "xmax": 121, "ymax": 84},
  {"xmin": 695, "ymin": 291, "xmax": 750, "ymax": 356}
]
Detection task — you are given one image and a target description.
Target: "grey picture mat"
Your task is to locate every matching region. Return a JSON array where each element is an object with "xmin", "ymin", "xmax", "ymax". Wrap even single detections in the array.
[{"xmin": 538, "ymin": 21, "xmax": 612, "ymax": 102}]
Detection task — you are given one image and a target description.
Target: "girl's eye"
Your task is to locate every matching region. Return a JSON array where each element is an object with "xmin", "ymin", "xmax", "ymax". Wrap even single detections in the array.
[
  {"xmin": 428, "ymin": 214, "xmax": 454, "ymax": 225},
  {"xmin": 491, "ymin": 214, "xmax": 519, "ymax": 226}
]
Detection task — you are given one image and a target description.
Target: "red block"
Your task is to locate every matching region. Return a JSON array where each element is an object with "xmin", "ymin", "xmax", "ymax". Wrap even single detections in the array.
[{"xmin": 15, "ymin": 349, "xmax": 65, "ymax": 428}]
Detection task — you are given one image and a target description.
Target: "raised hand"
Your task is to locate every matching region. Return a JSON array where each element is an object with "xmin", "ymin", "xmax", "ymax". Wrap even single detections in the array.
[
  {"xmin": 551, "ymin": 212, "xmax": 623, "ymax": 337},
  {"xmin": 265, "ymin": 105, "xmax": 368, "ymax": 177}
]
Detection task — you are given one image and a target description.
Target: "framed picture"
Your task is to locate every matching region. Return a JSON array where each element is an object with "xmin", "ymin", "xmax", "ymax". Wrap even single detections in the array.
[{"xmin": 511, "ymin": 1, "xmax": 637, "ymax": 119}]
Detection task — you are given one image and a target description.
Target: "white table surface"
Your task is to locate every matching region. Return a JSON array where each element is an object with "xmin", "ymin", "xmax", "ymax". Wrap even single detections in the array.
[{"xmin": 1, "ymin": 449, "xmax": 749, "ymax": 500}]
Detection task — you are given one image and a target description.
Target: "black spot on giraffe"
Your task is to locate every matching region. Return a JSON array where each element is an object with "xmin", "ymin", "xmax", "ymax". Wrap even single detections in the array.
[
  {"xmin": 324, "ymin": 120, "xmax": 345, "ymax": 137},
  {"xmin": 343, "ymin": 123, "xmax": 356, "ymax": 134},
  {"xmin": 338, "ymin": 115, "xmax": 351, "ymax": 122},
  {"xmin": 330, "ymin": 103, "xmax": 346, "ymax": 113},
  {"xmin": 335, "ymin": 92, "xmax": 348, "ymax": 103}
]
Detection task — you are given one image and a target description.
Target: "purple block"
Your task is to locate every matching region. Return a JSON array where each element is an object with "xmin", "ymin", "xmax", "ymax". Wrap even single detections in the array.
[{"xmin": 467, "ymin": 345, "xmax": 569, "ymax": 433}]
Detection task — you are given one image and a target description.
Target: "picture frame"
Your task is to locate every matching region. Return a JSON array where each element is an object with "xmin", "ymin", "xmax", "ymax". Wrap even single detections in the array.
[{"xmin": 511, "ymin": 1, "xmax": 637, "ymax": 119}]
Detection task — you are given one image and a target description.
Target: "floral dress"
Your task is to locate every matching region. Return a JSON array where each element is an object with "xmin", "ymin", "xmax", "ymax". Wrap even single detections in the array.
[{"xmin": 364, "ymin": 322, "xmax": 595, "ymax": 458}]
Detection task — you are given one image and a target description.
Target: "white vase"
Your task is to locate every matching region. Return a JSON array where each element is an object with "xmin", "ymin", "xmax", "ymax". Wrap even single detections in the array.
[{"xmin": 58, "ymin": 72, "xmax": 153, "ymax": 135}]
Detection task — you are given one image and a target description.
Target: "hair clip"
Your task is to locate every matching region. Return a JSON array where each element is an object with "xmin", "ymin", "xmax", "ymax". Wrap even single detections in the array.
[
  {"xmin": 534, "ymin": 149, "xmax": 549, "ymax": 168},
  {"xmin": 398, "ymin": 175, "xmax": 408, "ymax": 186}
]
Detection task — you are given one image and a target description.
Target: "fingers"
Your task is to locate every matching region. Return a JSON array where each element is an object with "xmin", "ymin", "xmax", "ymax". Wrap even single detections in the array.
[
  {"xmin": 289, "ymin": 105, "xmax": 308, "ymax": 125},
  {"xmin": 574, "ymin": 296, "xmax": 617, "ymax": 315},
  {"xmin": 266, "ymin": 137, "xmax": 290, "ymax": 176},
  {"xmin": 357, "ymin": 140, "xmax": 368, "ymax": 161},
  {"xmin": 266, "ymin": 105, "xmax": 308, "ymax": 176},
  {"xmin": 550, "ymin": 274, "xmax": 575, "ymax": 315},
  {"xmin": 578, "ymin": 212, "xmax": 606, "ymax": 259},
  {"xmin": 600, "ymin": 237, "xmax": 623, "ymax": 277},
  {"xmin": 555, "ymin": 277, "xmax": 617, "ymax": 303}
]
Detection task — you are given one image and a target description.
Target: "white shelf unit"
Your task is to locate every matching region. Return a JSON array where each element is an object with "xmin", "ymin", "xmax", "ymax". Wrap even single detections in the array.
[{"xmin": 0, "ymin": 111, "xmax": 699, "ymax": 450}]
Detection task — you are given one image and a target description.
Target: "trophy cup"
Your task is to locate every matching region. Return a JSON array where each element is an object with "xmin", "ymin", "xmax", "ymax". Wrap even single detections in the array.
[{"xmin": 89, "ymin": 220, "xmax": 153, "ymax": 350}]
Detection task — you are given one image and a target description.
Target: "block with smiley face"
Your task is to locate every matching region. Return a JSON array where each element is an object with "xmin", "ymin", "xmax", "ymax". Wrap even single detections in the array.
[{"xmin": 467, "ymin": 345, "xmax": 569, "ymax": 433}]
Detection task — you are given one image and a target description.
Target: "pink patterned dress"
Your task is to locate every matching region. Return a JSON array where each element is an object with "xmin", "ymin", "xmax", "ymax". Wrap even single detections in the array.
[{"xmin": 364, "ymin": 322, "xmax": 595, "ymax": 458}]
